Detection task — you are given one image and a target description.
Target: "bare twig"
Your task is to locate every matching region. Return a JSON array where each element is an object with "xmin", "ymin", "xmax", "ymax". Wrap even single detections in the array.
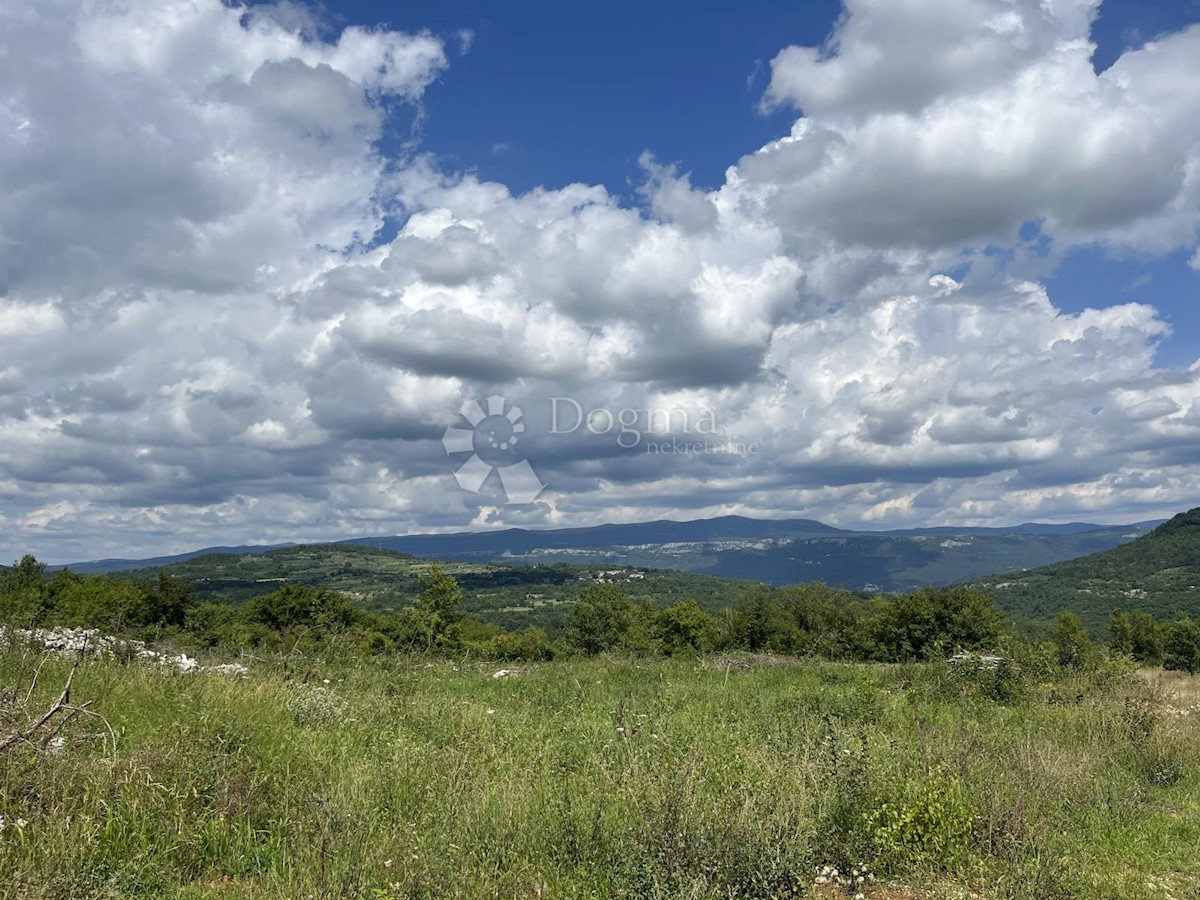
[
  {"xmin": 22, "ymin": 653, "xmax": 49, "ymax": 707},
  {"xmin": 0, "ymin": 665, "xmax": 78, "ymax": 754}
]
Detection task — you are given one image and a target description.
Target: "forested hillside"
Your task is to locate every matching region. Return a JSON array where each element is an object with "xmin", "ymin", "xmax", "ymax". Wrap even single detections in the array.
[{"xmin": 976, "ymin": 508, "xmax": 1200, "ymax": 633}]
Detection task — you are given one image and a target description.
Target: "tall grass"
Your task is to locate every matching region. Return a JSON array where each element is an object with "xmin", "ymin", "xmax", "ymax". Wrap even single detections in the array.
[{"xmin": 3, "ymin": 645, "xmax": 1200, "ymax": 898}]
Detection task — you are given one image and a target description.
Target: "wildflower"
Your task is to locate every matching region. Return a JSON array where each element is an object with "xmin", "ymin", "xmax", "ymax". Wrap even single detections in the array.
[
  {"xmin": 209, "ymin": 663, "xmax": 249, "ymax": 676},
  {"xmin": 486, "ymin": 708, "xmax": 495, "ymax": 715},
  {"xmin": 286, "ymin": 684, "xmax": 346, "ymax": 725},
  {"xmin": 16, "ymin": 818, "xmax": 27, "ymax": 829}
]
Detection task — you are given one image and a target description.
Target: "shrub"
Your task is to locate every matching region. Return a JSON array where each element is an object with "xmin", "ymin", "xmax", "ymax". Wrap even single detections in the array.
[
  {"xmin": 653, "ymin": 600, "xmax": 718, "ymax": 655},
  {"xmin": 923, "ymin": 654, "xmax": 1028, "ymax": 705},
  {"xmin": 1164, "ymin": 615, "xmax": 1200, "ymax": 674},
  {"xmin": 484, "ymin": 626, "xmax": 559, "ymax": 661},
  {"xmin": 286, "ymin": 684, "xmax": 348, "ymax": 726},
  {"xmin": 244, "ymin": 584, "xmax": 356, "ymax": 634},
  {"xmin": 1050, "ymin": 612, "xmax": 1098, "ymax": 670},
  {"xmin": 567, "ymin": 583, "xmax": 627, "ymax": 654},
  {"xmin": 862, "ymin": 769, "xmax": 974, "ymax": 872},
  {"xmin": 867, "ymin": 586, "xmax": 1005, "ymax": 663}
]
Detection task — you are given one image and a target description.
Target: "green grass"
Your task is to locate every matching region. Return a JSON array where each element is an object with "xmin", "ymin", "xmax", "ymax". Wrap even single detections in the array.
[{"xmin": 4, "ymin": 647, "xmax": 1200, "ymax": 898}]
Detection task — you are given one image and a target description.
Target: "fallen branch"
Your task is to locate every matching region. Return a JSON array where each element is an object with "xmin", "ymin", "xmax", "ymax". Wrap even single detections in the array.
[{"xmin": 0, "ymin": 666, "xmax": 84, "ymax": 753}]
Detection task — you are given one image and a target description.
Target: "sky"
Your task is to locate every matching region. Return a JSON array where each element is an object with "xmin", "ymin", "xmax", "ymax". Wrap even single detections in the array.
[{"xmin": 2, "ymin": 0, "xmax": 1200, "ymax": 563}]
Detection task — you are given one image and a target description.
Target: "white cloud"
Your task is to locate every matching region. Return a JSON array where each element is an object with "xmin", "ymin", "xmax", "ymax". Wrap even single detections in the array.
[
  {"xmin": 763, "ymin": 0, "xmax": 1100, "ymax": 118},
  {"xmin": 1, "ymin": 0, "xmax": 1199, "ymax": 562},
  {"xmin": 757, "ymin": 2, "xmax": 1200, "ymax": 255}
]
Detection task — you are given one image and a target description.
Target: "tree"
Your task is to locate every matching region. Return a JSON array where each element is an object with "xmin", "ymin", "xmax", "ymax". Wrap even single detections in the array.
[
  {"xmin": 1164, "ymin": 615, "xmax": 1200, "ymax": 674},
  {"xmin": 417, "ymin": 564, "xmax": 463, "ymax": 617},
  {"xmin": 778, "ymin": 583, "xmax": 866, "ymax": 659},
  {"xmin": 1129, "ymin": 611, "xmax": 1164, "ymax": 664},
  {"xmin": 654, "ymin": 600, "xmax": 718, "ymax": 655},
  {"xmin": 868, "ymin": 587, "xmax": 1005, "ymax": 662},
  {"xmin": 51, "ymin": 575, "xmax": 148, "ymax": 632},
  {"xmin": 1050, "ymin": 611, "xmax": 1094, "ymax": 670},
  {"xmin": 1108, "ymin": 608, "xmax": 1133, "ymax": 656},
  {"xmin": 8, "ymin": 554, "xmax": 47, "ymax": 590},
  {"xmin": 0, "ymin": 555, "xmax": 50, "ymax": 625},
  {"xmin": 244, "ymin": 584, "xmax": 355, "ymax": 634},
  {"xmin": 145, "ymin": 573, "xmax": 197, "ymax": 628},
  {"xmin": 567, "ymin": 583, "xmax": 636, "ymax": 655},
  {"xmin": 724, "ymin": 589, "xmax": 805, "ymax": 654},
  {"xmin": 413, "ymin": 564, "xmax": 463, "ymax": 651}
]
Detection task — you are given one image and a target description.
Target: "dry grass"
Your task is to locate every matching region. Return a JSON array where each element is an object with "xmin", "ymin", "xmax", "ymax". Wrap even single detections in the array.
[
  {"xmin": 699, "ymin": 651, "xmax": 807, "ymax": 671},
  {"xmin": 1132, "ymin": 668, "xmax": 1200, "ymax": 711}
]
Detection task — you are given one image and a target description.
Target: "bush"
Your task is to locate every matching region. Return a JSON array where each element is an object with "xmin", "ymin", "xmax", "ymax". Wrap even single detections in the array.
[
  {"xmin": 286, "ymin": 684, "xmax": 348, "ymax": 726},
  {"xmin": 484, "ymin": 626, "xmax": 559, "ymax": 661},
  {"xmin": 244, "ymin": 584, "xmax": 357, "ymax": 634},
  {"xmin": 925, "ymin": 654, "xmax": 1028, "ymax": 705},
  {"xmin": 862, "ymin": 769, "xmax": 974, "ymax": 872},
  {"xmin": 1164, "ymin": 615, "xmax": 1200, "ymax": 674},
  {"xmin": 653, "ymin": 600, "xmax": 718, "ymax": 655},
  {"xmin": 567, "ymin": 584, "xmax": 657, "ymax": 655},
  {"xmin": 1050, "ymin": 612, "xmax": 1099, "ymax": 670},
  {"xmin": 868, "ymin": 587, "xmax": 1005, "ymax": 662}
]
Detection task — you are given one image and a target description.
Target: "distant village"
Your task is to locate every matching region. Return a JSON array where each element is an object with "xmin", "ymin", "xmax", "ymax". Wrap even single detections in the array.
[{"xmin": 581, "ymin": 569, "xmax": 646, "ymax": 584}]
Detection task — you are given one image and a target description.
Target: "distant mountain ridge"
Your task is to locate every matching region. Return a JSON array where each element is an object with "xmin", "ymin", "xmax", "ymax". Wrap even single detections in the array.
[
  {"xmin": 344, "ymin": 515, "xmax": 843, "ymax": 556},
  {"xmin": 53, "ymin": 543, "xmax": 298, "ymax": 575},
  {"xmin": 55, "ymin": 514, "xmax": 1165, "ymax": 591}
]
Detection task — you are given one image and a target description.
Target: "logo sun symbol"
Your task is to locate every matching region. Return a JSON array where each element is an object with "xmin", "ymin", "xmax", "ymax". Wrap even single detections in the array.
[{"xmin": 442, "ymin": 395, "xmax": 545, "ymax": 504}]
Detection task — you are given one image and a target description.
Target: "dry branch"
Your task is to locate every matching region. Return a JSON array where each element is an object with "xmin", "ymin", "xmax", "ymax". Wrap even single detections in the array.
[{"xmin": 0, "ymin": 665, "xmax": 97, "ymax": 754}]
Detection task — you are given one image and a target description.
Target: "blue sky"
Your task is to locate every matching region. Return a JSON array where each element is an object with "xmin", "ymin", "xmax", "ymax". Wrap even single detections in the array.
[
  {"xmin": 324, "ymin": 0, "xmax": 840, "ymax": 195},
  {"xmin": 313, "ymin": 0, "xmax": 1195, "ymax": 193},
  {"xmin": 310, "ymin": 0, "xmax": 1200, "ymax": 365}
]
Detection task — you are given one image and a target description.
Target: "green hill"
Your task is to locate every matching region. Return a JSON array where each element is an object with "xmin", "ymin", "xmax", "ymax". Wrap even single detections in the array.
[
  {"xmin": 120, "ymin": 543, "xmax": 764, "ymax": 633},
  {"xmin": 974, "ymin": 508, "xmax": 1200, "ymax": 633},
  {"xmin": 61, "ymin": 515, "xmax": 1162, "ymax": 592}
]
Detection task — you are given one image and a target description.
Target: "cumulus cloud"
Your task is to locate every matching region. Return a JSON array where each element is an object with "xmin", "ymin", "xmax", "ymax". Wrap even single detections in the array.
[
  {"xmin": 1, "ymin": 0, "xmax": 1199, "ymax": 562},
  {"xmin": 758, "ymin": 0, "xmax": 1200, "ymax": 254},
  {"xmin": 762, "ymin": 0, "xmax": 1100, "ymax": 117}
]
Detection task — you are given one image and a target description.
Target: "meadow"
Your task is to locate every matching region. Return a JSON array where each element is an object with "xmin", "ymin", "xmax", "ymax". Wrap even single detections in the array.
[{"xmin": 4, "ymin": 643, "xmax": 1200, "ymax": 899}]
